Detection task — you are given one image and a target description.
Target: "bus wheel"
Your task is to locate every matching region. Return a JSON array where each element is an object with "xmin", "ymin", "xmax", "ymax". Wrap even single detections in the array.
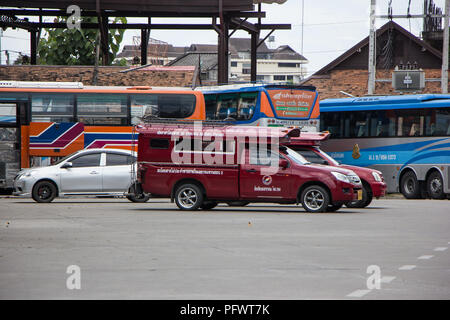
[
  {"xmin": 427, "ymin": 171, "xmax": 446, "ymax": 199},
  {"xmin": 175, "ymin": 183, "xmax": 204, "ymax": 210},
  {"xmin": 32, "ymin": 181, "xmax": 57, "ymax": 203},
  {"xmin": 301, "ymin": 185, "xmax": 330, "ymax": 213},
  {"xmin": 327, "ymin": 204, "xmax": 343, "ymax": 212},
  {"xmin": 346, "ymin": 183, "xmax": 373, "ymax": 208},
  {"xmin": 400, "ymin": 171, "xmax": 420, "ymax": 199},
  {"xmin": 201, "ymin": 201, "xmax": 218, "ymax": 210},
  {"xmin": 226, "ymin": 201, "xmax": 250, "ymax": 207}
]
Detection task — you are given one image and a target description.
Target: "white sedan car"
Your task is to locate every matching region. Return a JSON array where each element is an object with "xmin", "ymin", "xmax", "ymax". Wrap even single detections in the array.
[{"xmin": 13, "ymin": 148, "xmax": 149, "ymax": 203}]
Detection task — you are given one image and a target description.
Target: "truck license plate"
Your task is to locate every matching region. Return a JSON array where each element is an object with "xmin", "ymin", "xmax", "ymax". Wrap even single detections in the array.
[{"xmin": 357, "ymin": 190, "xmax": 363, "ymax": 200}]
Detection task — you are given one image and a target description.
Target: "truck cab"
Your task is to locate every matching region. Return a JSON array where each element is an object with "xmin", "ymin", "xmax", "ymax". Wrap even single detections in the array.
[
  {"xmin": 136, "ymin": 124, "xmax": 362, "ymax": 212},
  {"xmin": 284, "ymin": 131, "xmax": 387, "ymax": 208}
]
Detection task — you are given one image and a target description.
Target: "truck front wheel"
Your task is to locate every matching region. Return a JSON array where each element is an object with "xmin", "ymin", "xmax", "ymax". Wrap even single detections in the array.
[
  {"xmin": 301, "ymin": 185, "xmax": 330, "ymax": 213},
  {"xmin": 346, "ymin": 183, "xmax": 373, "ymax": 208},
  {"xmin": 175, "ymin": 183, "xmax": 204, "ymax": 210}
]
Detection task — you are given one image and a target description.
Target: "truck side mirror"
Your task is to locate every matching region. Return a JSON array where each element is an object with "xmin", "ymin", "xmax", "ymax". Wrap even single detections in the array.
[
  {"xmin": 279, "ymin": 159, "xmax": 289, "ymax": 169},
  {"xmin": 61, "ymin": 162, "xmax": 72, "ymax": 169}
]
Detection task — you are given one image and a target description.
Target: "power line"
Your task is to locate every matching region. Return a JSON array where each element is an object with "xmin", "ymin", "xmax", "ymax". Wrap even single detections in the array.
[
  {"xmin": 303, "ymin": 49, "xmax": 347, "ymax": 54},
  {"xmin": 292, "ymin": 20, "xmax": 367, "ymax": 27}
]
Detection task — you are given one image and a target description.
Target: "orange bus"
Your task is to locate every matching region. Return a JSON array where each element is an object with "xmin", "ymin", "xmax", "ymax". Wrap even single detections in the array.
[{"xmin": 0, "ymin": 81, "xmax": 205, "ymax": 192}]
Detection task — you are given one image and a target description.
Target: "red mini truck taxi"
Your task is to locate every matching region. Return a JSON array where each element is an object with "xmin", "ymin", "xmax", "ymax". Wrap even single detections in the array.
[
  {"xmin": 135, "ymin": 123, "xmax": 362, "ymax": 213},
  {"xmin": 285, "ymin": 131, "xmax": 387, "ymax": 208}
]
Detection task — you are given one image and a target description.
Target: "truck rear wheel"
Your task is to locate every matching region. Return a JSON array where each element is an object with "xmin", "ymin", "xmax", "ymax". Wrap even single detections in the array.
[
  {"xmin": 175, "ymin": 183, "xmax": 204, "ymax": 210},
  {"xmin": 301, "ymin": 185, "xmax": 330, "ymax": 213},
  {"xmin": 427, "ymin": 171, "xmax": 446, "ymax": 199},
  {"xmin": 400, "ymin": 171, "xmax": 420, "ymax": 199}
]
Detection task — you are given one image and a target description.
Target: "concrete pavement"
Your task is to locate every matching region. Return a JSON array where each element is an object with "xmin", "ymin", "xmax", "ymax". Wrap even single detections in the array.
[{"xmin": 0, "ymin": 197, "xmax": 449, "ymax": 299}]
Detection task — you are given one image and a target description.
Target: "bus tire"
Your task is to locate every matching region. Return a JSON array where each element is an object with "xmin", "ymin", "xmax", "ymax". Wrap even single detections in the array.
[
  {"xmin": 400, "ymin": 171, "xmax": 420, "ymax": 199},
  {"xmin": 301, "ymin": 185, "xmax": 330, "ymax": 213},
  {"xmin": 427, "ymin": 171, "xmax": 446, "ymax": 199},
  {"xmin": 346, "ymin": 183, "xmax": 373, "ymax": 208},
  {"xmin": 201, "ymin": 201, "xmax": 218, "ymax": 210},
  {"xmin": 174, "ymin": 183, "xmax": 204, "ymax": 211},
  {"xmin": 32, "ymin": 180, "xmax": 57, "ymax": 203}
]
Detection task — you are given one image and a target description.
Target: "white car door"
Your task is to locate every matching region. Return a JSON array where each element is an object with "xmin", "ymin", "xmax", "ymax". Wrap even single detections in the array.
[
  {"xmin": 59, "ymin": 152, "xmax": 103, "ymax": 193},
  {"xmin": 102, "ymin": 152, "xmax": 134, "ymax": 192}
]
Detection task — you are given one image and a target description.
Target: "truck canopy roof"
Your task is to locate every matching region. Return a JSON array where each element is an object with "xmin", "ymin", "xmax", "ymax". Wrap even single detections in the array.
[
  {"xmin": 284, "ymin": 131, "xmax": 330, "ymax": 146},
  {"xmin": 136, "ymin": 123, "xmax": 301, "ymax": 141}
]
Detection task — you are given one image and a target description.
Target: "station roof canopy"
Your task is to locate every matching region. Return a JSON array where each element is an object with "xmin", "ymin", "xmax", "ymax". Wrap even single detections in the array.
[
  {"xmin": 0, "ymin": 0, "xmax": 254, "ymax": 13},
  {"xmin": 0, "ymin": 0, "xmax": 291, "ymax": 84}
]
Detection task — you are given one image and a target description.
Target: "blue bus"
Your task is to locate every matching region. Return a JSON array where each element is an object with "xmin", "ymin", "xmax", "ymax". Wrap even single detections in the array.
[
  {"xmin": 198, "ymin": 84, "xmax": 320, "ymax": 131},
  {"xmin": 319, "ymin": 94, "xmax": 450, "ymax": 199}
]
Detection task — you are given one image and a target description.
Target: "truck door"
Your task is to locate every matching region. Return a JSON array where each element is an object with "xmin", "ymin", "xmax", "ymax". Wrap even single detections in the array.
[
  {"xmin": 0, "ymin": 101, "xmax": 27, "ymax": 192},
  {"xmin": 239, "ymin": 147, "xmax": 293, "ymax": 200}
]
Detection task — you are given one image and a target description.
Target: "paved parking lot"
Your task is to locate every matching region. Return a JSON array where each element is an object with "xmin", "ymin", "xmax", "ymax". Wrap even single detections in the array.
[{"xmin": 0, "ymin": 197, "xmax": 449, "ymax": 299}]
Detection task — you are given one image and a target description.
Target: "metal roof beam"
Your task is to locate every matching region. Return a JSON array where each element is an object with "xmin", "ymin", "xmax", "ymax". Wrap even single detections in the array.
[
  {"xmin": 0, "ymin": 9, "xmax": 266, "ymax": 19},
  {"xmin": 0, "ymin": 21, "xmax": 290, "ymax": 30}
]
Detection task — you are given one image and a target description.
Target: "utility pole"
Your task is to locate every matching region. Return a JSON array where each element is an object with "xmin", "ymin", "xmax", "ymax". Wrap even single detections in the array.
[
  {"xmin": 368, "ymin": 0, "xmax": 377, "ymax": 95},
  {"xmin": 442, "ymin": 0, "xmax": 450, "ymax": 93},
  {"xmin": 301, "ymin": 0, "xmax": 304, "ymax": 55},
  {"xmin": 0, "ymin": 29, "xmax": 2, "ymax": 65}
]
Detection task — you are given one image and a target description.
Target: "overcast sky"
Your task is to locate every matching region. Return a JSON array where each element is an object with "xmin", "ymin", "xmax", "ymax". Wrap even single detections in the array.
[{"xmin": 0, "ymin": 0, "xmax": 446, "ymax": 76}]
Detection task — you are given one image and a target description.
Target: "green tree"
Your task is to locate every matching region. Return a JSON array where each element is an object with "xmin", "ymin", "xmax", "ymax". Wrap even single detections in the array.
[{"xmin": 38, "ymin": 16, "xmax": 127, "ymax": 65}]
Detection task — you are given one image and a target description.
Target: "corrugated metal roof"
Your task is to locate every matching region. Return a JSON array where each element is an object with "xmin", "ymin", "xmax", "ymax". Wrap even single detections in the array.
[{"xmin": 5, "ymin": 0, "xmax": 254, "ymax": 12}]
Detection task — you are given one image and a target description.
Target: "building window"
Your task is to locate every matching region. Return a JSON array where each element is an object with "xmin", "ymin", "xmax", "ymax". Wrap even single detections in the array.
[
  {"xmin": 230, "ymin": 61, "xmax": 238, "ymax": 67},
  {"xmin": 278, "ymin": 62, "xmax": 299, "ymax": 68},
  {"xmin": 274, "ymin": 75, "xmax": 286, "ymax": 81}
]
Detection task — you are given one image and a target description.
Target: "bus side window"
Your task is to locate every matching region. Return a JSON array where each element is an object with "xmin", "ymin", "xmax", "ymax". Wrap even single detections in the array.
[
  {"xmin": 237, "ymin": 92, "xmax": 258, "ymax": 120},
  {"xmin": 215, "ymin": 94, "xmax": 238, "ymax": 120},
  {"xmin": 435, "ymin": 108, "xmax": 450, "ymax": 136},
  {"xmin": 204, "ymin": 95, "xmax": 218, "ymax": 120}
]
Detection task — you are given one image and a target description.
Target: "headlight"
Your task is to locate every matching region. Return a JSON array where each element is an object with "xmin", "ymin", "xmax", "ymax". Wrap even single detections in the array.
[
  {"xmin": 372, "ymin": 172, "xmax": 382, "ymax": 182},
  {"xmin": 331, "ymin": 171, "xmax": 350, "ymax": 183}
]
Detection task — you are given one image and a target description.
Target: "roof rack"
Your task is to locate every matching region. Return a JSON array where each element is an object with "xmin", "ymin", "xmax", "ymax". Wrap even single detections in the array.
[
  {"xmin": 197, "ymin": 83, "xmax": 316, "ymax": 92},
  {"xmin": 0, "ymin": 81, "xmax": 84, "ymax": 89},
  {"xmin": 138, "ymin": 117, "xmax": 230, "ymax": 126}
]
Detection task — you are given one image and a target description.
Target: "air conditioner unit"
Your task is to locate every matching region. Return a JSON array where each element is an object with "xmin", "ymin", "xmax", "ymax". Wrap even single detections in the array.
[{"xmin": 392, "ymin": 70, "xmax": 425, "ymax": 91}]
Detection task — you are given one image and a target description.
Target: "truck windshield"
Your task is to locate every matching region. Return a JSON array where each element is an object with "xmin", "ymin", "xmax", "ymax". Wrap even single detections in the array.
[
  {"xmin": 283, "ymin": 147, "xmax": 310, "ymax": 165},
  {"xmin": 316, "ymin": 148, "xmax": 340, "ymax": 166}
]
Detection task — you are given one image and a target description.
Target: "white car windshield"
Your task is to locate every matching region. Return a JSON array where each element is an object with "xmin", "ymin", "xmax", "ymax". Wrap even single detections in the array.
[{"xmin": 283, "ymin": 146, "xmax": 310, "ymax": 165}]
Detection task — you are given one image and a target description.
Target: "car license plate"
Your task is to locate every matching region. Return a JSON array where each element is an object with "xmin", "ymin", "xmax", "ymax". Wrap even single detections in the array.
[{"xmin": 357, "ymin": 190, "xmax": 363, "ymax": 200}]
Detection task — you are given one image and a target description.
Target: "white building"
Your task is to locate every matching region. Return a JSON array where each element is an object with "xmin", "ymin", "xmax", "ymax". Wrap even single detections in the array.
[{"xmin": 117, "ymin": 37, "xmax": 308, "ymax": 84}]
